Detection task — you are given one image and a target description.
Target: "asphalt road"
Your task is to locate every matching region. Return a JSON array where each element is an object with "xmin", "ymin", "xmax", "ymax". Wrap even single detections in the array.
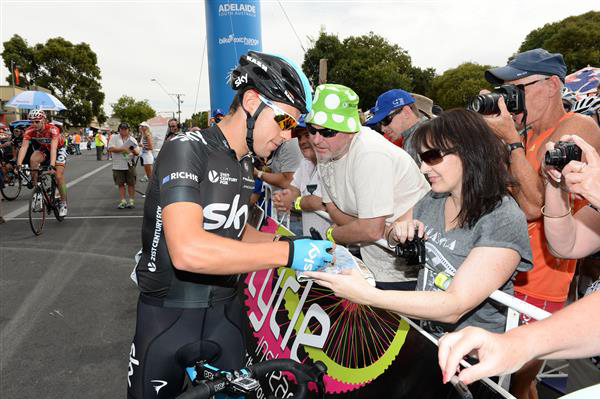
[{"xmin": 1, "ymin": 149, "xmax": 146, "ymax": 398}]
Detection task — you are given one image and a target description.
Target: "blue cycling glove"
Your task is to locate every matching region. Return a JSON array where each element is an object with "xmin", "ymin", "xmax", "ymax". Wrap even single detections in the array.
[{"xmin": 286, "ymin": 239, "xmax": 334, "ymax": 271}]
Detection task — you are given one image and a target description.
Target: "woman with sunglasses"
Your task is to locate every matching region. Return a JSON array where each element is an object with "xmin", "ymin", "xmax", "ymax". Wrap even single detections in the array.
[{"xmin": 306, "ymin": 109, "xmax": 532, "ymax": 336}]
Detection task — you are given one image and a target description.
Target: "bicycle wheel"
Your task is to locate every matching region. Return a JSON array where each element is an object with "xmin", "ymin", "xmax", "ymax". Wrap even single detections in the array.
[
  {"xmin": 50, "ymin": 179, "xmax": 64, "ymax": 222},
  {"xmin": 0, "ymin": 170, "xmax": 21, "ymax": 200},
  {"xmin": 29, "ymin": 185, "xmax": 47, "ymax": 235}
]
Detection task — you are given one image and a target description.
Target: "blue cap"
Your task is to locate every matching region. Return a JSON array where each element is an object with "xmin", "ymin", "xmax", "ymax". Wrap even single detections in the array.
[
  {"xmin": 212, "ymin": 108, "xmax": 225, "ymax": 117},
  {"xmin": 365, "ymin": 89, "xmax": 415, "ymax": 126},
  {"xmin": 485, "ymin": 48, "xmax": 567, "ymax": 85}
]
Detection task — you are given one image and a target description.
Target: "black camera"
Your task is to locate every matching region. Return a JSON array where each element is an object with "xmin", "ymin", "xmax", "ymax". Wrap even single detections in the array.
[
  {"xmin": 468, "ymin": 84, "xmax": 525, "ymax": 115},
  {"xmin": 395, "ymin": 232, "xmax": 426, "ymax": 266},
  {"xmin": 544, "ymin": 141, "xmax": 582, "ymax": 171}
]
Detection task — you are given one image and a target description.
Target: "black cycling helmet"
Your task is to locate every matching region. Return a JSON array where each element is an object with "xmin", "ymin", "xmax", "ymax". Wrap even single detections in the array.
[{"xmin": 230, "ymin": 51, "xmax": 312, "ymax": 154}]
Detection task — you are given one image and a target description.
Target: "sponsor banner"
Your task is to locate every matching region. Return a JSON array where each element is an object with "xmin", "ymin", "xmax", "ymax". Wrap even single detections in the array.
[
  {"xmin": 241, "ymin": 217, "xmax": 509, "ymax": 398},
  {"xmin": 205, "ymin": 0, "xmax": 262, "ymax": 113}
]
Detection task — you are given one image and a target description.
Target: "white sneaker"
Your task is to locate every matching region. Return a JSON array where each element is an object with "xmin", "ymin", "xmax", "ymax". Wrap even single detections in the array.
[{"xmin": 58, "ymin": 202, "xmax": 68, "ymax": 217}]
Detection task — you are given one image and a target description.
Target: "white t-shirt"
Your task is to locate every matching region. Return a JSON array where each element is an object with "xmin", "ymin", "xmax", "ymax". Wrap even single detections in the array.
[
  {"xmin": 318, "ymin": 126, "xmax": 430, "ymax": 282},
  {"xmin": 108, "ymin": 134, "xmax": 139, "ymax": 170},
  {"xmin": 290, "ymin": 158, "xmax": 330, "ymax": 238}
]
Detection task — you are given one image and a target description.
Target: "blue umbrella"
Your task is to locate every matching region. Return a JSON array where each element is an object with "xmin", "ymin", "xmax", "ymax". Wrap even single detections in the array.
[{"xmin": 5, "ymin": 90, "xmax": 67, "ymax": 111}]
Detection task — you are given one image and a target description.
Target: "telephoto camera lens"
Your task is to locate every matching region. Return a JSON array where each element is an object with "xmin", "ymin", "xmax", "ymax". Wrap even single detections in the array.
[
  {"xmin": 467, "ymin": 93, "xmax": 503, "ymax": 115},
  {"xmin": 544, "ymin": 141, "xmax": 582, "ymax": 171}
]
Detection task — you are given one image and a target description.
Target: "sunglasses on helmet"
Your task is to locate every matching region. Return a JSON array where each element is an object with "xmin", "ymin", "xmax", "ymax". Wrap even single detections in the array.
[
  {"xmin": 306, "ymin": 123, "xmax": 339, "ymax": 138},
  {"xmin": 258, "ymin": 94, "xmax": 298, "ymax": 131},
  {"xmin": 419, "ymin": 148, "xmax": 456, "ymax": 165}
]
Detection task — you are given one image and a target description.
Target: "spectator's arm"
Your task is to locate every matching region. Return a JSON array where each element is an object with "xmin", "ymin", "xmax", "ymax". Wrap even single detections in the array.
[
  {"xmin": 260, "ymin": 170, "xmax": 295, "ymax": 189},
  {"xmin": 328, "ymin": 215, "xmax": 387, "ymax": 244},
  {"xmin": 325, "ymin": 201, "xmax": 357, "ymax": 226},
  {"xmin": 300, "ymin": 195, "xmax": 326, "ymax": 212}
]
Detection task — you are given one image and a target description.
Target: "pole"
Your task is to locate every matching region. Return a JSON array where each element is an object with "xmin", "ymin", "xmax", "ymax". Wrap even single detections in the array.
[
  {"xmin": 171, "ymin": 93, "xmax": 184, "ymax": 124},
  {"xmin": 319, "ymin": 59, "xmax": 328, "ymax": 85}
]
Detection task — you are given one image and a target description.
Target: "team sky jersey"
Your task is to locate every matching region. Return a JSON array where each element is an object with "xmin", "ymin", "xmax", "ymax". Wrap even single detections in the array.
[
  {"xmin": 136, "ymin": 125, "xmax": 255, "ymax": 308},
  {"xmin": 23, "ymin": 123, "xmax": 65, "ymax": 151}
]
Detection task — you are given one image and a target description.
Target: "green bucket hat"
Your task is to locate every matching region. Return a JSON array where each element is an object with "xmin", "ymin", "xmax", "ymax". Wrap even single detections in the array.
[{"xmin": 305, "ymin": 84, "xmax": 361, "ymax": 133}]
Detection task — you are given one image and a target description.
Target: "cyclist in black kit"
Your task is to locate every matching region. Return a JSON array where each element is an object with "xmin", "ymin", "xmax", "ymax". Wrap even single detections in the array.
[{"xmin": 128, "ymin": 51, "xmax": 333, "ymax": 399}]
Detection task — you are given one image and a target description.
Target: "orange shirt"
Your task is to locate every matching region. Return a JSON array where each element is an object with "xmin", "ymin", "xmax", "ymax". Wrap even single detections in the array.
[
  {"xmin": 514, "ymin": 113, "xmax": 583, "ymax": 302},
  {"xmin": 74, "ymin": 134, "xmax": 81, "ymax": 144}
]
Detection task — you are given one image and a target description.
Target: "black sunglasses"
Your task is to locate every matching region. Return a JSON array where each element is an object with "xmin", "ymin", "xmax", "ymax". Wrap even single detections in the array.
[
  {"xmin": 419, "ymin": 148, "xmax": 456, "ymax": 165},
  {"xmin": 380, "ymin": 107, "xmax": 404, "ymax": 127},
  {"xmin": 168, "ymin": 125, "xmax": 178, "ymax": 128},
  {"xmin": 306, "ymin": 123, "xmax": 339, "ymax": 138}
]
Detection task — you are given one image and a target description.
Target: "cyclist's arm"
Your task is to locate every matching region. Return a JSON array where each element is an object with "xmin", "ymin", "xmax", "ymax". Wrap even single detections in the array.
[
  {"xmin": 242, "ymin": 224, "xmax": 277, "ymax": 243},
  {"xmin": 17, "ymin": 138, "xmax": 30, "ymax": 165},
  {"xmin": 163, "ymin": 202, "xmax": 289, "ymax": 274}
]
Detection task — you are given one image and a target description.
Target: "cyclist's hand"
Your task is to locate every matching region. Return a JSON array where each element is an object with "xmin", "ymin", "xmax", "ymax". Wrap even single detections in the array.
[
  {"xmin": 287, "ymin": 239, "xmax": 333, "ymax": 271},
  {"xmin": 388, "ymin": 219, "xmax": 426, "ymax": 245},
  {"xmin": 47, "ymin": 165, "xmax": 56, "ymax": 175}
]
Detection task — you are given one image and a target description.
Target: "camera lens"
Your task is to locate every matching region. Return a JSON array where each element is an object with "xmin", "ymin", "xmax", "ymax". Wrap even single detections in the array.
[
  {"xmin": 467, "ymin": 93, "xmax": 502, "ymax": 115},
  {"xmin": 544, "ymin": 148, "xmax": 565, "ymax": 168}
]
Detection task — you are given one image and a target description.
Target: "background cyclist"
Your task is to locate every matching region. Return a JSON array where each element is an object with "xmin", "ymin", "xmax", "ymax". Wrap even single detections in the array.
[{"xmin": 16, "ymin": 109, "xmax": 68, "ymax": 217}]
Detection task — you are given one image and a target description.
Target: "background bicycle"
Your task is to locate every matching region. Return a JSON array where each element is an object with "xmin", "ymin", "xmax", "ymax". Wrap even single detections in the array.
[{"xmin": 26, "ymin": 165, "xmax": 65, "ymax": 235}]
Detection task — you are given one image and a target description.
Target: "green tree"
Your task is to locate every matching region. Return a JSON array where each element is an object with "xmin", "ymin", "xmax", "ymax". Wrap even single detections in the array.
[
  {"xmin": 410, "ymin": 66, "xmax": 436, "ymax": 97},
  {"xmin": 111, "ymin": 96, "xmax": 156, "ymax": 128},
  {"xmin": 1, "ymin": 35, "xmax": 35, "ymax": 87},
  {"xmin": 518, "ymin": 11, "xmax": 600, "ymax": 73},
  {"xmin": 303, "ymin": 30, "xmax": 414, "ymax": 110},
  {"xmin": 1, "ymin": 35, "xmax": 106, "ymax": 127},
  {"xmin": 185, "ymin": 111, "xmax": 209, "ymax": 129},
  {"xmin": 429, "ymin": 62, "xmax": 494, "ymax": 110}
]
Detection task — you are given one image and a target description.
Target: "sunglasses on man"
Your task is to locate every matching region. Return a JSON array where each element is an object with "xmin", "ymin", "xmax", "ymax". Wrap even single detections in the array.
[
  {"xmin": 258, "ymin": 94, "xmax": 298, "ymax": 131},
  {"xmin": 380, "ymin": 107, "xmax": 404, "ymax": 127},
  {"xmin": 306, "ymin": 123, "xmax": 339, "ymax": 138},
  {"xmin": 418, "ymin": 148, "xmax": 456, "ymax": 165}
]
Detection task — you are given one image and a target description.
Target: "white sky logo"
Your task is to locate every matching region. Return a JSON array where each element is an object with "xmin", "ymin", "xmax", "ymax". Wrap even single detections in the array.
[
  {"xmin": 151, "ymin": 380, "xmax": 168, "ymax": 394},
  {"xmin": 208, "ymin": 170, "xmax": 219, "ymax": 183}
]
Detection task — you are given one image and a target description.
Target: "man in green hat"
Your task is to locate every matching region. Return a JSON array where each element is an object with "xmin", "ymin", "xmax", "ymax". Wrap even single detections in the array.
[{"xmin": 305, "ymin": 83, "xmax": 430, "ymax": 289}]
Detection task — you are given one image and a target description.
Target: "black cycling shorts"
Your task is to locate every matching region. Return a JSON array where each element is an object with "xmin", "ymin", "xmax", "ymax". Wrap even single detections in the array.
[{"xmin": 127, "ymin": 294, "xmax": 246, "ymax": 399}]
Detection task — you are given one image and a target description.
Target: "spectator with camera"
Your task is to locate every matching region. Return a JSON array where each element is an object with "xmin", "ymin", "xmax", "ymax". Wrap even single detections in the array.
[
  {"xmin": 365, "ymin": 89, "xmax": 432, "ymax": 163},
  {"xmin": 306, "ymin": 109, "xmax": 532, "ymax": 336},
  {"xmin": 108, "ymin": 122, "xmax": 140, "ymax": 209},
  {"xmin": 437, "ymin": 135, "xmax": 600, "ymax": 397},
  {"xmin": 480, "ymin": 48, "xmax": 600, "ymax": 399},
  {"xmin": 304, "ymin": 83, "xmax": 430, "ymax": 289}
]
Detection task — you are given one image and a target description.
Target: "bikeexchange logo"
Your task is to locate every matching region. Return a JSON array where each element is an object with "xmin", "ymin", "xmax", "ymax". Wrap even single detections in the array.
[
  {"xmin": 218, "ymin": 34, "xmax": 259, "ymax": 47},
  {"xmin": 218, "ymin": 2, "xmax": 256, "ymax": 17}
]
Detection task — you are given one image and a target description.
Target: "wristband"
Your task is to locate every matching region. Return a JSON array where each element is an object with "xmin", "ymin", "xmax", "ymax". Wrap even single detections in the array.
[
  {"xmin": 293, "ymin": 196, "xmax": 302, "ymax": 211},
  {"xmin": 325, "ymin": 226, "xmax": 335, "ymax": 243},
  {"xmin": 506, "ymin": 142, "xmax": 524, "ymax": 154}
]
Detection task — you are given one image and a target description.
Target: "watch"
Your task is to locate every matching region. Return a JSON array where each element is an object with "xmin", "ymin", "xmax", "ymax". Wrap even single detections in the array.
[{"xmin": 507, "ymin": 142, "xmax": 524, "ymax": 153}]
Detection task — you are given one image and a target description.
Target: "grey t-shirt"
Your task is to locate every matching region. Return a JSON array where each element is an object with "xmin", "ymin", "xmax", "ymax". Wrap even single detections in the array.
[{"xmin": 413, "ymin": 192, "xmax": 533, "ymax": 336}]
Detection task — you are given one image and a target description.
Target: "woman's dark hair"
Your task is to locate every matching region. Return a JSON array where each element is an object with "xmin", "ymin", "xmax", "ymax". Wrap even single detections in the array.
[{"xmin": 412, "ymin": 108, "xmax": 517, "ymax": 229}]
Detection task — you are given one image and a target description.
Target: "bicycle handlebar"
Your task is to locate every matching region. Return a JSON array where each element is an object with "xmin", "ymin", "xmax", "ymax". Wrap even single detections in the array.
[{"xmin": 177, "ymin": 359, "xmax": 326, "ymax": 399}]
